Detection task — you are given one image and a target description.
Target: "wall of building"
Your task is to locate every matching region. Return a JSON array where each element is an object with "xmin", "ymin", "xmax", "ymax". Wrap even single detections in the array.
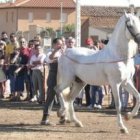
[
  {"xmin": 89, "ymin": 27, "xmax": 109, "ymax": 41},
  {"xmin": 81, "ymin": 18, "xmax": 89, "ymax": 46},
  {"xmin": 17, "ymin": 7, "xmax": 75, "ymax": 35},
  {"xmin": 0, "ymin": 7, "xmax": 75, "ymax": 39},
  {"xmin": 0, "ymin": 8, "xmax": 17, "ymax": 35}
]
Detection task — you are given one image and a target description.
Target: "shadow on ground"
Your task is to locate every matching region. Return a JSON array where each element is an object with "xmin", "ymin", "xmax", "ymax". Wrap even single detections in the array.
[
  {"xmin": 0, "ymin": 99, "xmax": 43, "ymax": 110},
  {"xmin": 0, "ymin": 123, "xmax": 110, "ymax": 134},
  {"xmin": 0, "ymin": 99, "xmax": 139, "ymax": 117}
]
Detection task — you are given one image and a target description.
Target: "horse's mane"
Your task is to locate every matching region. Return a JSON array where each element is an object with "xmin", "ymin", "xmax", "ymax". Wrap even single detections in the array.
[
  {"xmin": 101, "ymin": 13, "xmax": 138, "ymax": 59},
  {"xmin": 106, "ymin": 15, "xmax": 126, "ymax": 49}
]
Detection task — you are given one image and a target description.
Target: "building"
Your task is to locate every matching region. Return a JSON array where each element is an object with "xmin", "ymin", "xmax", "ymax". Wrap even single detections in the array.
[
  {"xmin": 0, "ymin": 0, "xmax": 140, "ymax": 46},
  {"xmin": 81, "ymin": 6, "xmax": 140, "ymax": 46},
  {"xmin": 0, "ymin": 0, "xmax": 75, "ymax": 40}
]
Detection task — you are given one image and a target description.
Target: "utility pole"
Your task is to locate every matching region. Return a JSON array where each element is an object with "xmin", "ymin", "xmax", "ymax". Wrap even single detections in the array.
[
  {"xmin": 128, "ymin": 0, "xmax": 135, "ymax": 13},
  {"xmin": 60, "ymin": 2, "xmax": 63, "ymax": 36},
  {"xmin": 76, "ymin": 0, "xmax": 81, "ymax": 47}
]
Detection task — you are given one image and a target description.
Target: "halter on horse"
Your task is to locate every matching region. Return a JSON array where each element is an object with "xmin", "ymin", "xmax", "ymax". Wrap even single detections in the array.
[{"xmin": 55, "ymin": 12, "xmax": 140, "ymax": 134}]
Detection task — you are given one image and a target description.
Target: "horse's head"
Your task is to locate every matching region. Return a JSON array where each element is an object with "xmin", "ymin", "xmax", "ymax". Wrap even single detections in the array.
[{"xmin": 125, "ymin": 12, "xmax": 140, "ymax": 44}]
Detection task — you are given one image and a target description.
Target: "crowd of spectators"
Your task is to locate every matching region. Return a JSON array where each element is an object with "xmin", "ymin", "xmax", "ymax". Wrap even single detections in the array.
[{"xmin": 0, "ymin": 32, "xmax": 139, "ymax": 118}]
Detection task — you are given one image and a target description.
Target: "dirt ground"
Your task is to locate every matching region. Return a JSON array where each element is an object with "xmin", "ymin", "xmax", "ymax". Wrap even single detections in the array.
[{"xmin": 0, "ymin": 99, "xmax": 140, "ymax": 140}]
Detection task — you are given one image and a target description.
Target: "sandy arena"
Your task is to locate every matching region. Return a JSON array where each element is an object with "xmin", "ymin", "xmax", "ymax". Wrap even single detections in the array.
[{"xmin": 0, "ymin": 99, "xmax": 140, "ymax": 140}]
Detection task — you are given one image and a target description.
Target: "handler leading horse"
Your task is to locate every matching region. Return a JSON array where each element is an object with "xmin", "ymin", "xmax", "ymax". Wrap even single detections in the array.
[{"xmin": 55, "ymin": 12, "xmax": 140, "ymax": 134}]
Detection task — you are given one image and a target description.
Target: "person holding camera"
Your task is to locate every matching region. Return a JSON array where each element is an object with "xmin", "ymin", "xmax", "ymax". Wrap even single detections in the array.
[{"xmin": 41, "ymin": 38, "xmax": 64, "ymax": 125}]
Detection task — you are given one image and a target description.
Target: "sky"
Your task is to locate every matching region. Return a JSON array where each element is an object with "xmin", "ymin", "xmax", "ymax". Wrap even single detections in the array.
[
  {"xmin": 0, "ymin": 0, "xmax": 140, "ymax": 7},
  {"xmin": 80, "ymin": 0, "xmax": 140, "ymax": 7},
  {"xmin": 0, "ymin": 0, "xmax": 7, "ymax": 3},
  {"xmin": 0, "ymin": 0, "xmax": 6, "ymax": 2}
]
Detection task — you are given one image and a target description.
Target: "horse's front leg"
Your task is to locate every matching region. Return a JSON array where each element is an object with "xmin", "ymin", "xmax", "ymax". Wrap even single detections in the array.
[
  {"xmin": 66, "ymin": 81, "xmax": 84, "ymax": 127},
  {"xmin": 67, "ymin": 99, "xmax": 83, "ymax": 127},
  {"xmin": 122, "ymin": 80, "xmax": 140, "ymax": 119},
  {"xmin": 55, "ymin": 85, "xmax": 67, "ymax": 118},
  {"xmin": 110, "ymin": 83, "xmax": 129, "ymax": 134}
]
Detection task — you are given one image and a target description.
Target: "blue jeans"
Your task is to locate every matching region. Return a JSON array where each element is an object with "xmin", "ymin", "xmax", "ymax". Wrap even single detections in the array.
[
  {"xmin": 120, "ymin": 87, "xmax": 129, "ymax": 108},
  {"xmin": 25, "ymin": 71, "xmax": 34, "ymax": 98},
  {"xmin": 9, "ymin": 74, "xmax": 25, "ymax": 93},
  {"xmin": 15, "ymin": 75, "xmax": 25, "ymax": 92},
  {"xmin": 9, "ymin": 75, "xmax": 16, "ymax": 93},
  {"xmin": 90, "ymin": 85, "xmax": 104, "ymax": 106}
]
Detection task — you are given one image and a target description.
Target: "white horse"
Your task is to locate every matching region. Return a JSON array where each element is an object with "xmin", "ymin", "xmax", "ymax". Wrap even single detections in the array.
[{"xmin": 55, "ymin": 12, "xmax": 140, "ymax": 134}]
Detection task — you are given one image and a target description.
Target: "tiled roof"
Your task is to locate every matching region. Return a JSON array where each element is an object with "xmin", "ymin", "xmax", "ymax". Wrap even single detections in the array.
[
  {"xmin": 0, "ymin": 1, "xmax": 138, "ymax": 30},
  {"xmin": 81, "ymin": 6, "xmax": 130, "ymax": 17},
  {"xmin": 89, "ymin": 17, "xmax": 119, "ymax": 31},
  {"xmin": 0, "ymin": 0, "xmax": 75, "ymax": 8},
  {"xmin": 81, "ymin": 6, "xmax": 133, "ymax": 29}
]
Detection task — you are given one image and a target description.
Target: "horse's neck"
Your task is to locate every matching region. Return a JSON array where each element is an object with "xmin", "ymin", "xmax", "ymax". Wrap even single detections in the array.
[
  {"xmin": 109, "ymin": 35, "xmax": 128, "ymax": 58},
  {"xmin": 107, "ymin": 17, "xmax": 137, "ymax": 59}
]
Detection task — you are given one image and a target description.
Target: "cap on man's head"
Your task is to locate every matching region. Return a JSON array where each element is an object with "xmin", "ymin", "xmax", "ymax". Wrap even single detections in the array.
[{"xmin": 85, "ymin": 38, "xmax": 93, "ymax": 45}]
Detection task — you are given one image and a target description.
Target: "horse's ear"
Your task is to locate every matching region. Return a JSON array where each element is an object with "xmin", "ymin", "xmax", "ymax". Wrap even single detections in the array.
[{"xmin": 124, "ymin": 10, "xmax": 129, "ymax": 19}]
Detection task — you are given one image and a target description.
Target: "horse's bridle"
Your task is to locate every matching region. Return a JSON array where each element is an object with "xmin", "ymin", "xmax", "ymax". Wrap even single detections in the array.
[{"xmin": 126, "ymin": 19, "xmax": 140, "ymax": 44}]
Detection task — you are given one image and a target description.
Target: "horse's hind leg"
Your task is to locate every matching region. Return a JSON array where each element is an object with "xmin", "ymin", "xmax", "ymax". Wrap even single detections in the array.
[
  {"xmin": 66, "ymin": 81, "xmax": 85, "ymax": 127},
  {"xmin": 122, "ymin": 80, "xmax": 140, "ymax": 119},
  {"xmin": 110, "ymin": 83, "xmax": 129, "ymax": 134},
  {"xmin": 55, "ymin": 83, "xmax": 71, "ymax": 118}
]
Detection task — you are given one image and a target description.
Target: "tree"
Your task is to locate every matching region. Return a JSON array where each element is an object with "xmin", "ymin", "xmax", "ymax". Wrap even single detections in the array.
[
  {"xmin": 63, "ymin": 24, "xmax": 75, "ymax": 37},
  {"xmin": 40, "ymin": 27, "xmax": 54, "ymax": 38}
]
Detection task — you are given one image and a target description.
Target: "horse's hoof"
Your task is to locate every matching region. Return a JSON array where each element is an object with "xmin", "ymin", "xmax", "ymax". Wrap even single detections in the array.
[
  {"xmin": 124, "ymin": 112, "xmax": 132, "ymax": 121},
  {"xmin": 59, "ymin": 116, "xmax": 66, "ymax": 124},
  {"xmin": 75, "ymin": 122, "xmax": 83, "ymax": 127},
  {"xmin": 57, "ymin": 109, "xmax": 65, "ymax": 118},
  {"xmin": 66, "ymin": 119, "xmax": 71, "ymax": 123},
  {"xmin": 57, "ymin": 110, "xmax": 61, "ymax": 118},
  {"xmin": 120, "ymin": 128, "xmax": 129, "ymax": 134}
]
